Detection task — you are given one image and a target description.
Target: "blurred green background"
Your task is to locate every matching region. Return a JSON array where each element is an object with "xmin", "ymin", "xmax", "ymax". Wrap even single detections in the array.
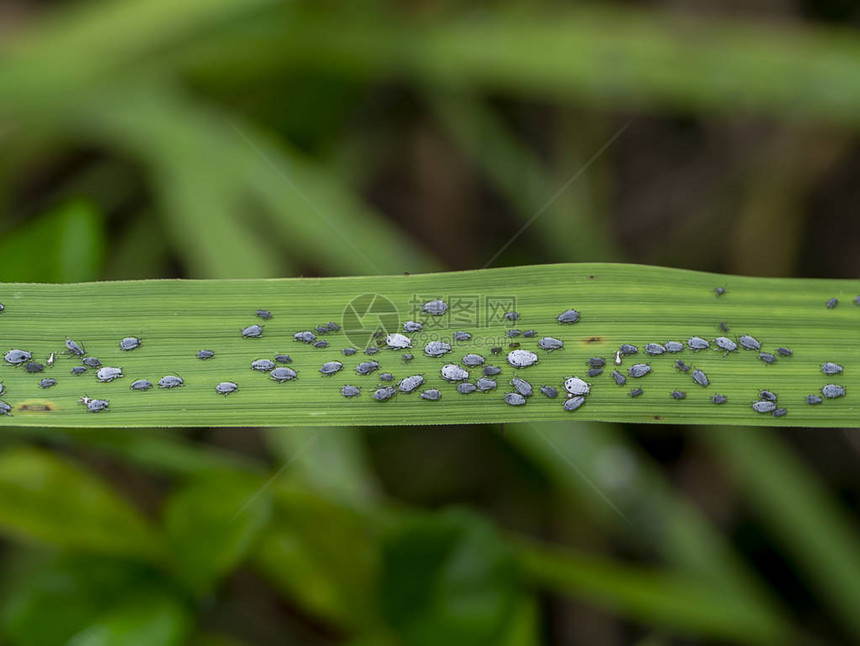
[{"xmin": 1, "ymin": 1, "xmax": 860, "ymax": 644}]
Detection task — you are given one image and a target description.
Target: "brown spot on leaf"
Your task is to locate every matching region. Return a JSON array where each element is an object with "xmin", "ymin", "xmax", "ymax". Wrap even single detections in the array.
[
  {"xmin": 653, "ymin": 415, "xmax": 663, "ymax": 421},
  {"xmin": 17, "ymin": 400, "xmax": 54, "ymax": 414},
  {"xmin": 584, "ymin": 336, "xmax": 602, "ymax": 344}
]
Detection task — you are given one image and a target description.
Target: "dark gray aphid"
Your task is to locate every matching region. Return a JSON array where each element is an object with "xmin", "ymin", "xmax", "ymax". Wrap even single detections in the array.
[
  {"xmin": 671, "ymin": 390, "xmax": 686, "ymax": 400},
  {"xmin": 687, "ymin": 337, "xmax": 710, "ymax": 351},
  {"xmin": 476, "ymin": 377, "xmax": 497, "ymax": 392},
  {"xmin": 82, "ymin": 357, "xmax": 102, "ymax": 368},
  {"xmin": 505, "ymin": 311, "xmax": 519, "ymax": 321},
  {"xmin": 316, "ymin": 325, "xmax": 330, "ymax": 334},
  {"xmin": 403, "ymin": 321, "xmax": 423, "ymax": 333},
  {"xmin": 341, "ymin": 348, "xmax": 357, "ymax": 356},
  {"xmin": 120, "ymin": 337, "xmax": 141, "ymax": 351},
  {"xmin": 714, "ymin": 336, "xmax": 738, "ymax": 353},
  {"xmin": 0, "ymin": 400, "xmax": 11, "ymax": 415},
  {"xmin": 364, "ymin": 347, "xmax": 379, "ymax": 355},
  {"xmin": 628, "ymin": 363, "xmax": 651, "ymax": 378},
  {"xmin": 483, "ymin": 365, "xmax": 502, "ymax": 376},
  {"xmin": 327, "ymin": 322, "xmax": 340, "ymax": 331},
  {"xmin": 644, "ymin": 343, "xmax": 666, "ymax": 356},
  {"xmin": 675, "ymin": 360, "xmax": 691, "ymax": 373},
  {"xmin": 738, "ymin": 334, "xmax": 761, "ymax": 351},
  {"xmin": 4, "ymin": 349, "xmax": 31, "ymax": 365},
  {"xmin": 453, "ymin": 331, "xmax": 471, "ymax": 341},
  {"xmin": 822, "ymin": 384, "xmax": 846, "ymax": 399},
  {"xmin": 96, "ymin": 367, "xmax": 124, "ymax": 383},
  {"xmin": 821, "ymin": 362, "xmax": 843, "ymax": 376},
  {"xmin": 508, "ymin": 342, "xmax": 520, "ymax": 349},
  {"xmin": 216, "ymin": 381, "xmax": 239, "ymax": 396},
  {"xmin": 402, "ymin": 353, "xmax": 414, "ymax": 362},
  {"xmin": 131, "ymin": 379, "xmax": 153, "ymax": 391},
  {"xmin": 457, "ymin": 383, "xmax": 477, "ymax": 395},
  {"xmin": 538, "ymin": 337, "xmax": 564, "ymax": 351},
  {"xmin": 504, "ymin": 392, "xmax": 527, "ymax": 406},
  {"xmin": 629, "ymin": 387, "xmax": 644, "ymax": 398},
  {"xmin": 506, "ymin": 329, "xmax": 521, "ymax": 338},
  {"xmin": 87, "ymin": 399, "xmax": 110, "ymax": 413},
  {"xmin": 421, "ymin": 389, "xmax": 442, "ymax": 401},
  {"xmin": 385, "ymin": 333, "xmax": 412, "ymax": 350},
  {"xmin": 24, "ymin": 362, "xmax": 44, "ymax": 373},
  {"xmin": 510, "ymin": 376, "xmax": 533, "ymax": 397},
  {"xmin": 372, "ymin": 386, "xmax": 397, "ymax": 402},
  {"xmin": 252, "ymin": 359, "xmax": 276, "ymax": 372},
  {"xmin": 612, "ymin": 370, "xmax": 627, "ymax": 386},
  {"xmin": 714, "ymin": 286, "xmax": 726, "ymax": 296},
  {"xmin": 64, "ymin": 339, "xmax": 85, "ymax": 356},
  {"xmin": 806, "ymin": 394, "xmax": 823, "ymax": 405},
  {"xmin": 356, "ymin": 361, "xmax": 380, "ymax": 375},
  {"xmin": 243, "ymin": 324, "xmax": 264, "ymax": 338},
  {"xmin": 587, "ymin": 368, "xmax": 603, "ymax": 378},
  {"xmin": 70, "ymin": 366, "xmax": 87, "ymax": 375},
  {"xmin": 664, "ymin": 341, "xmax": 684, "ymax": 353},
  {"xmin": 490, "ymin": 347, "xmax": 502, "ymax": 355},
  {"xmin": 752, "ymin": 400, "xmax": 777, "ymax": 413},
  {"xmin": 772, "ymin": 408, "xmax": 787, "ymax": 418},
  {"xmin": 197, "ymin": 350, "xmax": 215, "ymax": 360},
  {"xmin": 712, "ymin": 394, "xmax": 728, "ymax": 405},
  {"xmin": 39, "ymin": 378, "xmax": 57, "ymax": 389},
  {"xmin": 507, "ymin": 349, "xmax": 538, "ymax": 368},
  {"xmin": 619, "ymin": 344, "xmax": 638, "ymax": 356},
  {"xmin": 398, "ymin": 375, "xmax": 425, "ymax": 393},
  {"xmin": 759, "ymin": 390, "xmax": 777, "ymax": 402},
  {"xmin": 563, "ymin": 396, "xmax": 586, "ymax": 412},
  {"xmin": 313, "ymin": 340, "xmax": 329, "ymax": 349},
  {"xmin": 587, "ymin": 357, "xmax": 606, "ymax": 368},
  {"xmin": 256, "ymin": 310, "xmax": 272, "ymax": 319},
  {"xmin": 441, "ymin": 364, "xmax": 469, "ymax": 382},
  {"xmin": 557, "ymin": 309, "xmax": 580, "ymax": 324},
  {"xmin": 540, "ymin": 385, "xmax": 558, "ymax": 399},
  {"xmin": 462, "ymin": 353, "xmax": 485, "ymax": 367},
  {"xmin": 522, "ymin": 330, "xmax": 537, "ymax": 338},
  {"xmin": 158, "ymin": 375, "xmax": 184, "ymax": 389},
  {"xmin": 320, "ymin": 361, "xmax": 344, "ymax": 376},
  {"xmin": 826, "ymin": 297, "xmax": 838, "ymax": 309},
  {"xmin": 775, "ymin": 347, "xmax": 792, "ymax": 357},
  {"xmin": 424, "ymin": 341, "xmax": 452, "ymax": 358},
  {"xmin": 270, "ymin": 367, "xmax": 297, "ymax": 382},
  {"xmin": 293, "ymin": 330, "xmax": 315, "ymax": 343},
  {"xmin": 379, "ymin": 372, "xmax": 394, "ymax": 382},
  {"xmin": 274, "ymin": 354, "xmax": 292, "ymax": 364},
  {"xmin": 719, "ymin": 321, "xmax": 729, "ymax": 333},
  {"xmin": 422, "ymin": 299, "xmax": 448, "ymax": 316},
  {"xmin": 691, "ymin": 369, "xmax": 709, "ymax": 387},
  {"xmin": 341, "ymin": 384, "xmax": 361, "ymax": 398},
  {"xmin": 759, "ymin": 352, "xmax": 776, "ymax": 364}
]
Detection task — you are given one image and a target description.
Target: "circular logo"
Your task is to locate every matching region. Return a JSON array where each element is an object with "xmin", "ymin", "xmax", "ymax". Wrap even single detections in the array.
[{"xmin": 342, "ymin": 293, "xmax": 400, "ymax": 348}]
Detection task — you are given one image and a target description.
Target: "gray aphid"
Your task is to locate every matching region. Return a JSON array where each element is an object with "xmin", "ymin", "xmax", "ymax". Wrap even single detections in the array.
[
  {"xmin": 64, "ymin": 339, "xmax": 85, "ymax": 356},
  {"xmin": 453, "ymin": 331, "xmax": 471, "ymax": 341},
  {"xmin": 316, "ymin": 326, "xmax": 330, "ymax": 334},
  {"xmin": 0, "ymin": 400, "xmax": 11, "ymax": 415},
  {"xmin": 644, "ymin": 343, "xmax": 666, "ymax": 355},
  {"xmin": 87, "ymin": 399, "xmax": 110, "ymax": 413},
  {"xmin": 822, "ymin": 384, "xmax": 846, "ymax": 399},
  {"xmin": 715, "ymin": 286, "xmax": 726, "ymax": 296},
  {"xmin": 612, "ymin": 369, "xmax": 626, "ymax": 386},
  {"xmin": 403, "ymin": 321, "xmax": 423, "ymax": 333},
  {"xmin": 364, "ymin": 347, "xmax": 379, "ymax": 355},
  {"xmin": 759, "ymin": 352, "xmax": 776, "ymax": 364},
  {"xmin": 4, "ymin": 349, "xmax": 31, "ymax": 365},
  {"xmin": 483, "ymin": 366, "xmax": 502, "ymax": 376},
  {"xmin": 70, "ymin": 366, "xmax": 87, "ymax": 375},
  {"xmin": 342, "ymin": 347, "xmax": 357, "ymax": 356},
  {"xmin": 320, "ymin": 361, "xmax": 344, "ymax": 375},
  {"xmin": 462, "ymin": 353, "xmax": 485, "ymax": 367},
  {"xmin": 719, "ymin": 321, "xmax": 730, "ymax": 333},
  {"xmin": 628, "ymin": 364, "xmax": 651, "ymax": 378},
  {"xmin": 557, "ymin": 309, "xmax": 580, "ymax": 324},
  {"xmin": 712, "ymin": 394, "xmax": 728, "ymax": 405},
  {"xmin": 587, "ymin": 357, "xmax": 606, "ymax": 368},
  {"xmin": 420, "ymin": 389, "xmax": 442, "ymax": 401},
  {"xmin": 457, "ymin": 383, "xmax": 477, "ymax": 394},
  {"xmin": 665, "ymin": 341, "xmax": 684, "ymax": 353},
  {"xmin": 257, "ymin": 310, "xmax": 272, "ymax": 320},
  {"xmin": 563, "ymin": 377, "xmax": 590, "ymax": 396},
  {"xmin": 629, "ymin": 387, "xmax": 644, "ymax": 398},
  {"xmin": 775, "ymin": 347, "xmax": 792, "ymax": 357},
  {"xmin": 398, "ymin": 375, "xmax": 425, "ymax": 393},
  {"xmin": 270, "ymin": 367, "xmax": 297, "ymax": 382},
  {"xmin": 82, "ymin": 357, "xmax": 101, "ymax": 368},
  {"xmin": 504, "ymin": 311, "xmax": 519, "ymax": 321},
  {"xmin": 522, "ymin": 330, "xmax": 537, "ymax": 338},
  {"xmin": 752, "ymin": 400, "xmax": 777, "ymax": 413},
  {"xmin": 587, "ymin": 368, "xmax": 603, "ymax": 378},
  {"xmin": 440, "ymin": 364, "xmax": 469, "ymax": 382},
  {"xmin": 714, "ymin": 337, "xmax": 738, "ymax": 353},
  {"xmin": 341, "ymin": 385, "xmax": 361, "ymax": 398},
  {"xmin": 806, "ymin": 394, "xmax": 823, "ymax": 405},
  {"xmin": 39, "ymin": 378, "xmax": 57, "ymax": 389},
  {"xmin": 540, "ymin": 385, "xmax": 558, "ymax": 399},
  {"xmin": 131, "ymin": 379, "xmax": 153, "ymax": 391},
  {"xmin": 402, "ymin": 353, "xmax": 414, "ymax": 362},
  {"xmin": 504, "ymin": 392, "xmax": 527, "ymax": 406},
  {"xmin": 687, "ymin": 337, "xmax": 710, "ymax": 351},
  {"xmin": 120, "ymin": 337, "xmax": 141, "ymax": 351},
  {"xmin": 274, "ymin": 354, "xmax": 292, "ymax": 364},
  {"xmin": 313, "ymin": 340, "xmax": 329, "ymax": 349},
  {"xmin": 510, "ymin": 376, "xmax": 533, "ymax": 397},
  {"xmin": 826, "ymin": 297, "xmax": 838, "ymax": 309},
  {"xmin": 372, "ymin": 386, "xmax": 397, "ymax": 401},
  {"xmin": 619, "ymin": 344, "xmax": 638, "ymax": 355},
  {"xmin": 293, "ymin": 330, "xmax": 315, "ymax": 343},
  {"xmin": 385, "ymin": 333, "xmax": 412, "ymax": 349},
  {"xmin": 476, "ymin": 377, "xmax": 497, "ymax": 392},
  {"xmin": 96, "ymin": 366, "xmax": 124, "ymax": 382},
  {"xmin": 327, "ymin": 322, "xmax": 340, "ymax": 331},
  {"xmin": 563, "ymin": 396, "xmax": 586, "ymax": 412},
  {"xmin": 506, "ymin": 329, "xmax": 521, "ymax": 338},
  {"xmin": 422, "ymin": 299, "xmax": 448, "ymax": 315},
  {"xmin": 243, "ymin": 324, "xmax": 264, "ymax": 338},
  {"xmin": 772, "ymin": 408, "xmax": 787, "ymax": 418},
  {"xmin": 759, "ymin": 390, "xmax": 777, "ymax": 402},
  {"xmin": 538, "ymin": 337, "xmax": 564, "ymax": 351},
  {"xmin": 0, "ymin": 382, "xmax": 4, "ymax": 395},
  {"xmin": 24, "ymin": 362, "xmax": 44, "ymax": 373},
  {"xmin": 216, "ymin": 381, "xmax": 239, "ymax": 396},
  {"xmin": 197, "ymin": 350, "xmax": 215, "ymax": 360},
  {"xmin": 821, "ymin": 362, "xmax": 843, "ymax": 375},
  {"xmin": 0, "ymin": 303, "xmax": 3, "ymax": 313},
  {"xmin": 506, "ymin": 349, "xmax": 538, "ymax": 368},
  {"xmin": 424, "ymin": 341, "xmax": 452, "ymax": 358},
  {"xmin": 379, "ymin": 372, "xmax": 394, "ymax": 382},
  {"xmin": 675, "ymin": 359, "xmax": 691, "ymax": 373},
  {"xmin": 738, "ymin": 335, "xmax": 760, "ymax": 351},
  {"xmin": 356, "ymin": 361, "xmax": 380, "ymax": 375},
  {"xmin": 691, "ymin": 369, "xmax": 709, "ymax": 387},
  {"xmin": 251, "ymin": 359, "xmax": 276, "ymax": 371},
  {"xmin": 158, "ymin": 375, "xmax": 184, "ymax": 389},
  {"xmin": 671, "ymin": 390, "xmax": 686, "ymax": 400}
]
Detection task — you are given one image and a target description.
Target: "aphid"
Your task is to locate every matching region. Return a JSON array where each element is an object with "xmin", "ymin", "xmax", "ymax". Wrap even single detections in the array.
[
  {"xmin": 379, "ymin": 372, "xmax": 394, "ymax": 382},
  {"xmin": 540, "ymin": 385, "xmax": 558, "ymax": 399},
  {"xmin": 476, "ymin": 377, "xmax": 497, "ymax": 392},
  {"xmin": 507, "ymin": 349, "xmax": 539, "ymax": 368},
  {"xmin": 424, "ymin": 341, "xmax": 452, "ymax": 358},
  {"xmin": 274, "ymin": 354, "xmax": 292, "ymax": 364},
  {"xmin": 86, "ymin": 399, "xmax": 110, "ymax": 413},
  {"xmin": 806, "ymin": 394, "xmax": 823, "ymax": 405},
  {"xmin": 461, "ymin": 353, "xmax": 485, "ymax": 367},
  {"xmin": 628, "ymin": 364, "xmax": 651, "ymax": 378},
  {"xmin": 39, "ymin": 378, "xmax": 57, "ymax": 389},
  {"xmin": 855, "ymin": 295, "xmax": 860, "ymax": 306},
  {"xmin": 821, "ymin": 384, "xmax": 846, "ymax": 399},
  {"xmin": 510, "ymin": 376, "xmax": 533, "ymax": 397},
  {"xmin": 270, "ymin": 367, "xmax": 297, "ymax": 382},
  {"xmin": 293, "ymin": 330, "xmax": 315, "ymax": 343},
  {"xmin": 759, "ymin": 352, "xmax": 776, "ymax": 365},
  {"xmin": 364, "ymin": 347, "xmax": 379, "ymax": 355},
  {"xmin": 420, "ymin": 389, "xmax": 442, "ymax": 401},
  {"xmin": 453, "ymin": 331, "xmax": 472, "ymax": 341},
  {"xmin": 96, "ymin": 366, "xmax": 124, "ymax": 383},
  {"xmin": 826, "ymin": 297, "xmax": 838, "ymax": 309},
  {"xmin": 587, "ymin": 357, "xmax": 606, "ymax": 368},
  {"xmin": 313, "ymin": 340, "xmax": 329, "ymax": 349},
  {"xmin": 687, "ymin": 337, "xmax": 710, "ymax": 351},
  {"xmin": 691, "ymin": 369, "xmax": 709, "ymax": 387},
  {"xmin": 775, "ymin": 347, "xmax": 793, "ymax": 357},
  {"xmin": 402, "ymin": 353, "xmax": 414, "ymax": 362},
  {"xmin": 712, "ymin": 394, "xmax": 728, "ymax": 405},
  {"xmin": 675, "ymin": 359, "xmax": 691, "ymax": 373},
  {"xmin": 0, "ymin": 303, "xmax": 3, "ymax": 313},
  {"xmin": 341, "ymin": 384, "xmax": 361, "ymax": 398},
  {"xmin": 522, "ymin": 330, "xmax": 537, "ymax": 338},
  {"xmin": 644, "ymin": 343, "xmax": 665, "ymax": 356},
  {"xmin": 483, "ymin": 365, "xmax": 502, "ymax": 376},
  {"xmin": 4, "ymin": 349, "xmax": 31, "ymax": 365},
  {"xmin": 398, "ymin": 375, "xmax": 425, "ymax": 393},
  {"xmin": 422, "ymin": 299, "xmax": 448, "ymax": 315},
  {"xmin": 759, "ymin": 390, "xmax": 777, "ymax": 402},
  {"xmin": 158, "ymin": 375, "xmax": 184, "ymax": 389},
  {"xmin": 619, "ymin": 344, "xmax": 638, "ymax": 356},
  {"xmin": 506, "ymin": 329, "xmax": 521, "ymax": 338},
  {"xmin": 355, "ymin": 361, "xmax": 380, "ymax": 375},
  {"xmin": 372, "ymin": 386, "xmax": 397, "ymax": 402},
  {"xmin": 504, "ymin": 392, "xmax": 526, "ymax": 406},
  {"xmin": 251, "ymin": 359, "xmax": 276, "ymax": 372},
  {"xmin": 70, "ymin": 366, "xmax": 87, "ymax": 375},
  {"xmin": 243, "ymin": 324, "xmax": 264, "ymax": 338},
  {"xmin": 385, "ymin": 333, "xmax": 412, "ymax": 350},
  {"xmin": 457, "ymin": 383, "xmax": 477, "ymax": 394},
  {"xmin": 24, "ymin": 362, "xmax": 44, "ymax": 373},
  {"xmin": 316, "ymin": 325, "xmax": 330, "ymax": 334},
  {"xmin": 490, "ymin": 347, "xmax": 502, "ymax": 355},
  {"xmin": 629, "ymin": 387, "xmax": 644, "ymax": 398},
  {"xmin": 440, "ymin": 364, "xmax": 469, "ymax": 382},
  {"xmin": 563, "ymin": 396, "xmax": 586, "ymax": 412},
  {"xmin": 508, "ymin": 342, "xmax": 521, "ymax": 349},
  {"xmin": 46, "ymin": 352, "xmax": 55, "ymax": 367},
  {"xmin": 612, "ymin": 370, "xmax": 627, "ymax": 386},
  {"xmin": 538, "ymin": 337, "xmax": 564, "ymax": 351},
  {"xmin": 738, "ymin": 334, "xmax": 761, "ymax": 351},
  {"xmin": 320, "ymin": 361, "xmax": 344, "ymax": 375},
  {"xmin": 665, "ymin": 341, "xmax": 684, "ymax": 353},
  {"xmin": 504, "ymin": 311, "xmax": 519, "ymax": 321},
  {"xmin": 327, "ymin": 322, "xmax": 340, "ymax": 331},
  {"xmin": 0, "ymin": 400, "xmax": 11, "ymax": 415},
  {"xmin": 342, "ymin": 348, "xmax": 357, "ymax": 356},
  {"xmin": 372, "ymin": 331, "xmax": 384, "ymax": 339},
  {"xmin": 614, "ymin": 351, "xmax": 623, "ymax": 366},
  {"xmin": 714, "ymin": 336, "xmax": 738, "ymax": 353},
  {"xmin": 671, "ymin": 390, "xmax": 686, "ymax": 400},
  {"xmin": 821, "ymin": 362, "xmax": 843, "ymax": 376},
  {"xmin": 587, "ymin": 368, "xmax": 603, "ymax": 378},
  {"xmin": 714, "ymin": 286, "xmax": 726, "ymax": 296},
  {"xmin": 403, "ymin": 321, "xmax": 423, "ymax": 333},
  {"xmin": 256, "ymin": 310, "xmax": 272, "ymax": 320},
  {"xmin": 82, "ymin": 357, "xmax": 101, "ymax": 368},
  {"xmin": 216, "ymin": 381, "xmax": 239, "ymax": 396},
  {"xmin": 197, "ymin": 350, "xmax": 215, "ymax": 360},
  {"xmin": 131, "ymin": 379, "xmax": 153, "ymax": 391},
  {"xmin": 557, "ymin": 309, "xmax": 581, "ymax": 324},
  {"xmin": 563, "ymin": 377, "xmax": 590, "ymax": 396},
  {"xmin": 120, "ymin": 337, "xmax": 141, "ymax": 351},
  {"xmin": 0, "ymin": 382, "xmax": 4, "ymax": 395},
  {"xmin": 752, "ymin": 400, "xmax": 776, "ymax": 413},
  {"xmin": 64, "ymin": 339, "xmax": 85, "ymax": 356},
  {"xmin": 719, "ymin": 321, "xmax": 730, "ymax": 333},
  {"xmin": 772, "ymin": 408, "xmax": 787, "ymax": 418}
]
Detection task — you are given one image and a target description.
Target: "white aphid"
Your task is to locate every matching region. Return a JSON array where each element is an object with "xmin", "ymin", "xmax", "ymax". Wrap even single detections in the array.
[
  {"xmin": 385, "ymin": 333, "xmax": 412, "ymax": 349},
  {"xmin": 563, "ymin": 376, "xmax": 591, "ymax": 396},
  {"xmin": 440, "ymin": 364, "xmax": 469, "ymax": 382},
  {"xmin": 506, "ymin": 349, "xmax": 539, "ymax": 368}
]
